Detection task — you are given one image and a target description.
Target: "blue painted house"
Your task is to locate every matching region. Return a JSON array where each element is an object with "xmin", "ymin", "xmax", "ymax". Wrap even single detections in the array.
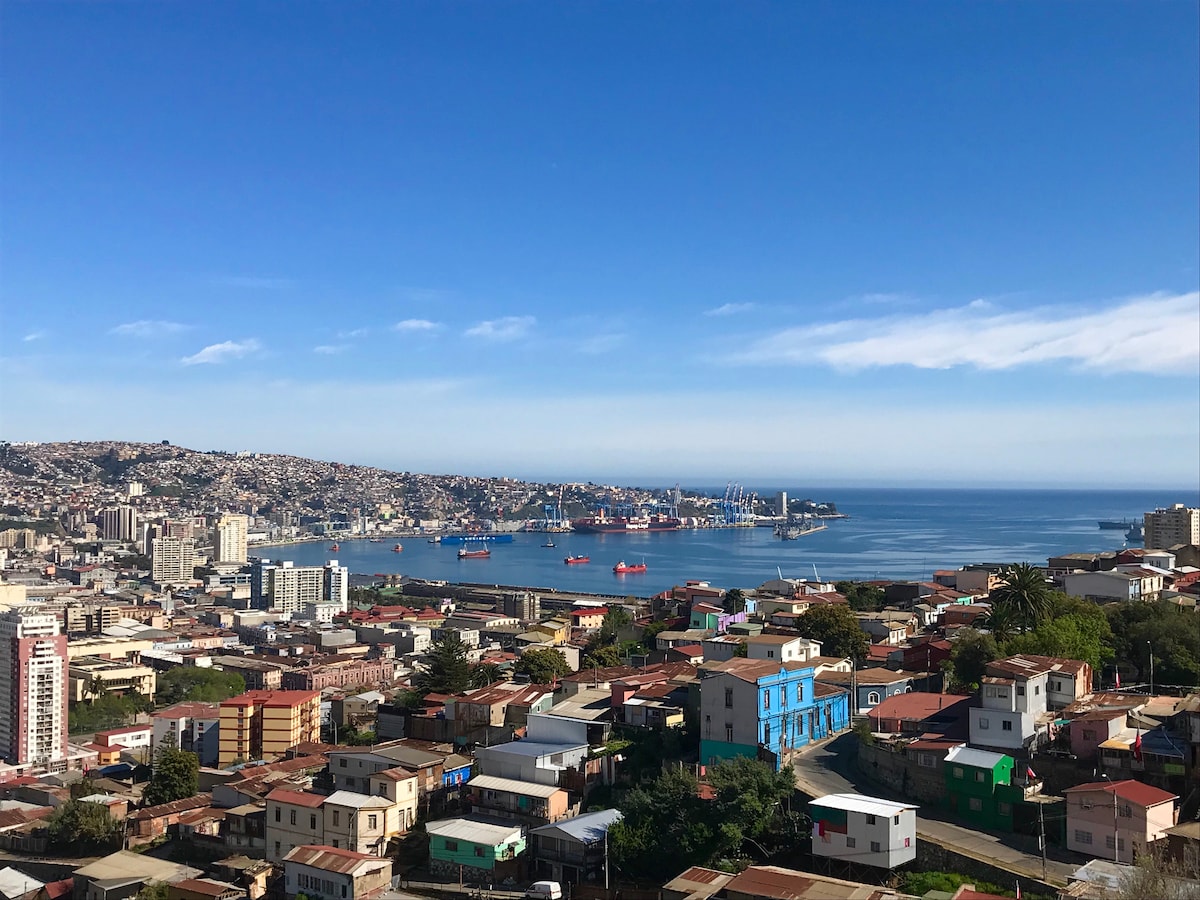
[{"xmin": 698, "ymin": 658, "xmax": 850, "ymax": 771}]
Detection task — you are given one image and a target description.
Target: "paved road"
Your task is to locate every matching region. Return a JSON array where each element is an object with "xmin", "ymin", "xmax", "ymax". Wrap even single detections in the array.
[{"xmin": 790, "ymin": 734, "xmax": 1081, "ymax": 887}]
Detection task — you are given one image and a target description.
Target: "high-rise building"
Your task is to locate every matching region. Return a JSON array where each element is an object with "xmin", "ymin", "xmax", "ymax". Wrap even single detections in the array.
[
  {"xmin": 216, "ymin": 514, "xmax": 250, "ymax": 563},
  {"xmin": 217, "ymin": 689, "xmax": 321, "ymax": 766},
  {"xmin": 0, "ymin": 607, "xmax": 69, "ymax": 767},
  {"xmin": 251, "ymin": 559, "xmax": 349, "ymax": 613},
  {"xmin": 100, "ymin": 505, "xmax": 138, "ymax": 542},
  {"xmin": 776, "ymin": 491, "xmax": 789, "ymax": 517},
  {"xmin": 1144, "ymin": 504, "xmax": 1200, "ymax": 550},
  {"xmin": 152, "ymin": 536, "xmax": 196, "ymax": 584}
]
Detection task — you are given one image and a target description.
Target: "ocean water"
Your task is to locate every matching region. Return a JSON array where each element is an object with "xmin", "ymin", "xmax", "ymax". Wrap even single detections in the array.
[{"xmin": 260, "ymin": 488, "xmax": 1196, "ymax": 595}]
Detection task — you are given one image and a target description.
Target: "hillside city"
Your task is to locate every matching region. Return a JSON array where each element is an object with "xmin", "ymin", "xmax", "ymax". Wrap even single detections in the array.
[{"xmin": 0, "ymin": 441, "xmax": 1197, "ymax": 900}]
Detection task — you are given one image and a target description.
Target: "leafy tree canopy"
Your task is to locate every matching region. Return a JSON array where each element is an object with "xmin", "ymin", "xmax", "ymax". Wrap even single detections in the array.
[
  {"xmin": 946, "ymin": 629, "xmax": 1000, "ymax": 691},
  {"xmin": 514, "ymin": 648, "xmax": 572, "ymax": 683},
  {"xmin": 1105, "ymin": 600, "xmax": 1200, "ymax": 686},
  {"xmin": 835, "ymin": 581, "xmax": 886, "ymax": 612},
  {"xmin": 723, "ymin": 589, "xmax": 747, "ymax": 614},
  {"xmin": 416, "ymin": 631, "xmax": 472, "ymax": 695},
  {"xmin": 794, "ymin": 605, "xmax": 869, "ymax": 662},
  {"xmin": 46, "ymin": 799, "xmax": 123, "ymax": 854},
  {"xmin": 583, "ymin": 644, "xmax": 622, "ymax": 669},
  {"xmin": 158, "ymin": 666, "xmax": 246, "ymax": 705},
  {"xmin": 641, "ymin": 619, "xmax": 670, "ymax": 651},
  {"xmin": 143, "ymin": 745, "xmax": 199, "ymax": 807},
  {"xmin": 990, "ymin": 562, "xmax": 1052, "ymax": 632}
]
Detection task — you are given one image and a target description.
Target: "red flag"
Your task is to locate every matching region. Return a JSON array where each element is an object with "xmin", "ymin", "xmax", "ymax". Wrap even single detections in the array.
[
  {"xmin": 1026, "ymin": 766, "xmax": 1037, "ymax": 781},
  {"xmin": 1133, "ymin": 729, "xmax": 1143, "ymax": 762},
  {"xmin": 1016, "ymin": 881, "xmax": 1022, "ymax": 900},
  {"xmin": 1115, "ymin": 669, "xmax": 1121, "ymax": 689}
]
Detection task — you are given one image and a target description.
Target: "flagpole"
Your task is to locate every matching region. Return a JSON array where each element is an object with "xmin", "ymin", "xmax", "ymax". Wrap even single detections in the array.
[{"xmin": 1038, "ymin": 801, "xmax": 1047, "ymax": 883}]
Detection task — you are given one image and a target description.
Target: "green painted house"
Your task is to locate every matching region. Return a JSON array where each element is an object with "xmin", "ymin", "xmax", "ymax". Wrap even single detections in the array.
[
  {"xmin": 943, "ymin": 745, "xmax": 1015, "ymax": 831},
  {"xmin": 426, "ymin": 816, "xmax": 526, "ymax": 882}
]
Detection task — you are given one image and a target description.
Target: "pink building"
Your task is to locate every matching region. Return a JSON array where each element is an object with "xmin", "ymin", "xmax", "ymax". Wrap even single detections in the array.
[
  {"xmin": 1064, "ymin": 779, "xmax": 1178, "ymax": 864},
  {"xmin": 0, "ymin": 609, "xmax": 69, "ymax": 767},
  {"xmin": 1068, "ymin": 710, "xmax": 1126, "ymax": 761}
]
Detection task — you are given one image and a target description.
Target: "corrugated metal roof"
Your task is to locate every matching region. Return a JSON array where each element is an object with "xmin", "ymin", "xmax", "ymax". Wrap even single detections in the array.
[
  {"xmin": 810, "ymin": 794, "xmax": 917, "ymax": 816},
  {"xmin": 425, "ymin": 817, "xmax": 524, "ymax": 845},
  {"xmin": 944, "ymin": 745, "xmax": 1009, "ymax": 770},
  {"xmin": 528, "ymin": 809, "xmax": 623, "ymax": 843},
  {"xmin": 467, "ymin": 775, "xmax": 564, "ymax": 799},
  {"xmin": 282, "ymin": 845, "xmax": 389, "ymax": 876}
]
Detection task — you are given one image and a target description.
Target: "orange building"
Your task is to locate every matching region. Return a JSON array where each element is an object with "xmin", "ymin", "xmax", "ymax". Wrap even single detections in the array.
[{"xmin": 219, "ymin": 690, "xmax": 321, "ymax": 766}]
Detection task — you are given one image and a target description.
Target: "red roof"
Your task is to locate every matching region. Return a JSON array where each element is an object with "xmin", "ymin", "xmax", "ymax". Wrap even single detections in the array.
[
  {"xmin": 266, "ymin": 788, "xmax": 327, "ymax": 808},
  {"xmin": 1064, "ymin": 779, "xmax": 1178, "ymax": 807},
  {"xmin": 570, "ymin": 607, "xmax": 608, "ymax": 617},
  {"xmin": 222, "ymin": 689, "xmax": 320, "ymax": 708},
  {"xmin": 869, "ymin": 692, "xmax": 973, "ymax": 723}
]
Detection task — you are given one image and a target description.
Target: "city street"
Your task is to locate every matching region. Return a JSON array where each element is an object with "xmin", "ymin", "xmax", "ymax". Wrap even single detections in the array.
[{"xmin": 790, "ymin": 734, "xmax": 1081, "ymax": 886}]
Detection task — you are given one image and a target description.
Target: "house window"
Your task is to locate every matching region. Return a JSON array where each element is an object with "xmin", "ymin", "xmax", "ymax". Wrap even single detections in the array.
[
  {"xmin": 985, "ymin": 686, "xmax": 996, "ymax": 697},
  {"xmin": 1075, "ymin": 830, "xmax": 1092, "ymax": 845},
  {"xmin": 275, "ymin": 807, "xmax": 281, "ymax": 822},
  {"xmin": 870, "ymin": 841, "xmax": 881, "ymax": 853},
  {"xmin": 274, "ymin": 842, "xmax": 280, "ymax": 856},
  {"xmin": 1017, "ymin": 686, "xmax": 1025, "ymax": 697},
  {"xmin": 918, "ymin": 753, "xmax": 936, "ymax": 768},
  {"xmin": 446, "ymin": 840, "xmax": 458, "ymax": 851},
  {"xmin": 866, "ymin": 814, "xmax": 876, "ymax": 825},
  {"xmin": 368, "ymin": 815, "xmax": 378, "ymax": 829},
  {"xmin": 763, "ymin": 723, "xmax": 771, "ymax": 744},
  {"xmin": 332, "ymin": 839, "xmax": 339, "ymax": 848},
  {"xmin": 975, "ymin": 771, "xmax": 985, "ymax": 783},
  {"xmin": 1035, "ymin": 685, "xmax": 1040, "ymax": 695},
  {"xmin": 953, "ymin": 767, "xmax": 963, "ymax": 779},
  {"xmin": 725, "ymin": 688, "xmax": 733, "ymax": 708},
  {"xmin": 1083, "ymin": 729, "xmax": 1096, "ymax": 740},
  {"xmin": 333, "ymin": 810, "xmax": 340, "ymax": 826},
  {"xmin": 846, "ymin": 837, "xmax": 856, "ymax": 848},
  {"xmin": 797, "ymin": 683, "xmax": 804, "ymax": 702},
  {"xmin": 763, "ymin": 692, "xmax": 770, "ymax": 710},
  {"xmin": 725, "ymin": 724, "xmax": 733, "ymax": 742},
  {"xmin": 1002, "ymin": 721, "xmax": 1013, "ymax": 732},
  {"xmin": 1105, "ymin": 835, "xmax": 1125, "ymax": 850},
  {"xmin": 893, "ymin": 815, "xmax": 900, "ymax": 825},
  {"xmin": 998, "ymin": 802, "xmax": 1012, "ymax": 815},
  {"xmin": 867, "ymin": 691, "xmax": 880, "ymax": 705},
  {"xmin": 979, "ymin": 718, "xmax": 989, "ymax": 729},
  {"xmin": 310, "ymin": 814, "xmax": 317, "ymax": 830},
  {"xmin": 474, "ymin": 847, "xmax": 485, "ymax": 857},
  {"xmin": 1119, "ymin": 806, "xmax": 1132, "ymax": 819},
  {"xmin": 290, "ymin": 810, "xmax": 297, "ymax": 826},
  {"xmin": 968, "ymin": 798, "xmax": 983, "ymax": 811},
  {"xmin": 768, "ymin": 650, "xmax": 775, "ymax": 658},
  {"xmin": 339, "ymin": 758, "xmax": 347, "ymax": 768}
]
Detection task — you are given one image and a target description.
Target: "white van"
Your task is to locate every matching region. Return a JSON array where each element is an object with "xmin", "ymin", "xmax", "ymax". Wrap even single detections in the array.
[{"xmin": 526, "ymin": 882, "xmax": 563, "ymax": 900}]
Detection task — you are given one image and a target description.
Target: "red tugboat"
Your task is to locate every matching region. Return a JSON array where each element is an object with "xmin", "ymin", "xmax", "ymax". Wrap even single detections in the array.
[
  {"xmin": 612, "ymin": 560, "xmax": 647, "ymax": 574},
  {"xmin": 564, "ymin": 554, "xmax": 590, "ymax": 565},
  {"xmin": 392, "ymin": 544, "xmax": 404, "ymax": 552},
  {"xmin": 457, "ymin": 548, "xmax": 491, "ymax": 559},
  {"xmin": 329, "ymin": 542, "xmax": 340, "ymax": 552}
]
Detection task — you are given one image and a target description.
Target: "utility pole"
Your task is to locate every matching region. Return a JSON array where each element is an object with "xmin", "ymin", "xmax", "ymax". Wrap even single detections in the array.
[
  {"xmin": 1037, "ymin": 801, "xmax": 1047, "ymax": 882},
  {"xmin": 603, "ymin": 827, "xmax": 610, "ymax": 891},
  {"xmin": 1147, "ymin": 641, "xmax": 1154, "ymax": 695}
]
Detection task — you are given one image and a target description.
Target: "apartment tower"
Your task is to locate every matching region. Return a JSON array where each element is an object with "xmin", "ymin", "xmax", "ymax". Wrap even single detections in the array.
[
  {"xmin": 218, "ymin": 689, "xmax": 321, "ymax": 766},
  {"xmin": 152, "ymin": 536, "xmax": 196, "ymax": 584},
  {"xmin": 1144, "ymin": 504, "xmax": 1200, "ymax": 550},
  {"xmin": 0, "ymin": 607, "xmax": 69, "ymax": 767},
  {"xmin": 216, "ymin": 513, "xmax": 250, "ymax": 563}
]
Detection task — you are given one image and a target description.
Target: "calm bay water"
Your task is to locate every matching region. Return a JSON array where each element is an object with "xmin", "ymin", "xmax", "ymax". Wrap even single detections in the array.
[{"xmin": 260, "ymin": 488, "xmax": 1196, "ymax": 596}]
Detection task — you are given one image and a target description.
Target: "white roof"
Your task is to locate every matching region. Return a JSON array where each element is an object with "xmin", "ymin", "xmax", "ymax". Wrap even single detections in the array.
[
  {"xmin": 0, "ymin": 867, "xmax": 43, "ymax": 900},
  {"xmin": 945, "ymin": 745, "xmax": 1009, "ymax": 770},
  {"xmin": 810, "ymin": 794, "xmax": 917, "ymax": 816},
  {"xmin": 322, "ymin": 790, "xmax": 393, "ymax": 809},
  {"xmin": 467, "ymin": 775, "xmax": 563, "ymax": 799},
  {"xmin": 426, "ymin": 817, "xmax": 524, "ymax": 845}
]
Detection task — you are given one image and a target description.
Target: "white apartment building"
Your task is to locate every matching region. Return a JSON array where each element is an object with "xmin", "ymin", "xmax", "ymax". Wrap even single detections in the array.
[
  {"xmin": 1064, "ymin": 570, "xmax": 1160, "ymax": 603},
  {"xmin": 100, "ymin": 506, "xmax": 138, "ymax": 542},
  {"xmin": 969, "ymin": 660, "xmax": 1050, "ymax": 752},
  {"xmin": 810, "ymin": 793, "xmax": 918, "ymax": 869},
  {"xmin": 1144, "ymin": 504, "xmax": 1200, "ymax": 550},
  {"xmin": 256, "ymin": 560, "xmax": 349, "ymax": 614},
  {"xmin": 152, "ymin": 536, "xmax": 196, "ymax": 584},
  {"xmin": 0, "ymin": 607, "xmax": 69, "ymax": 768},
  {"xmin": 744, "ymin": 634, "xmax": 822, "ymax": 663},
  {"xmin": 215, "ymin": 514, "xmax": 250, "ymax": 563}
]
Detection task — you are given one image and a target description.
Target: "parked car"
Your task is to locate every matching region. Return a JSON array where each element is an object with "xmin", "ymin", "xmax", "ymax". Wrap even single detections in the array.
[{"xmin": 526, "ymin": 882, "xmax": 562, "ymax": 900}]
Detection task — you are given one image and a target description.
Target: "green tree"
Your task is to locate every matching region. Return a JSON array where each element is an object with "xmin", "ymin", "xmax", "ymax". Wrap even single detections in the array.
[
  {"xmin": 46, "ymin": 799, "xmax": 123, "ymax": 853},
  {"xmin": 514, "ymin": 648, "xmax": 572, "ymax": 683},
  {"xmin": 136, "ymin": 884, "xmax": 170, "ymax": 900},
  {"xmin": 946, "ymin": 629, "xmax": 999, "ymax": 691},
  {"xmin": 641, "ymin": 619, "xmax": 670, "ymax": 651},
  {"xmin": 723, "ymin": 588, "xmax": 747, "ymax": 614},
  {"xmin": 1106, "ymin": 600, "xmax": 1200, "ymax": 687},
  {"xmin": 598, "ymin": 607, "xmax": 633, "ymax": 644},
  {"xmin": 991, "ymin": 562, "xmax": 1051, "ymax": 632},
  {"xmin": 978, "ymin": 604, "xmax": 1021, "ymax": 644},
  {"xmin": 415, "ymin": 631, "xmax": 472, "ymax": 695},
  {"xmin": 1006, "ymin": 597, "xmax": 1114, "ymax": 671},
  {"xmin": 157, "ymin": 667, "xmax": 246, "ymax": 704},
  {"xmin": 142, "ymin": 745, "xmax": 200, "ymax": 807},
  {"xmin": 835, "ymin": 581, "xmax": 886, "ymax": 612},
  {"xmin": 469, "ymin": 662, "xmax": 503, "ymax": 688},
  {"xmin": 583, "ymin": 645, "xmax": 622, "ymax": 669},
  {"xmin": 794, "ymin": 605, "xmax": 869, "ymax": 661}
]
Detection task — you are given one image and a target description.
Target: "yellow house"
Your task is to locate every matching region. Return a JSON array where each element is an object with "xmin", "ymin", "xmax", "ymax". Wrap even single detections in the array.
[
  {"xmin": 528, "ymin": 618, "xmax": 570, "ymax": 645},
  {"xmin": 219, "ymin": 690, "xmax": 321, "ymax": 766}
]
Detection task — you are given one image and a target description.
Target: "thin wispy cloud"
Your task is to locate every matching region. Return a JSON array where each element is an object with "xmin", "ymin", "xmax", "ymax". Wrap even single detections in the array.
[
  {"xmin": 578, "ymin": 333, "xmax": 625, "ymax": 355},
  {"xmin": 734, "ymin": 292, "xmax": 1200, "ymax": 376},
  {"xmin": 705, "ymin": 302, "xmax": 756, "ymax": 317},
  {"xmin": 110, "ymin": 320, "xmax": 188, "ymax": 338},
  {"xmin": 313, "ymin": 344, "xmax": 348, "ymax": 355},
  {"xmin": 22, "ymin": 331, "xmax": 45, "ymax": 342},
  {"xmin": 181, "ymin": 338, "xmax": 262, "ymax": 366},
  {"xmin": 337, "ymin": 328, "xmax": 369, "ymax": 339},
  {"xmin": 393, "ymin": 319, "xmax": 441, "ymax": 333},
  {"xmin": 464, "ymin": 315, "xmax": 535, "ymax": 341},
  {"xmin": 214, "ymin": 275, "xmax": 294, "ymax": 289}
]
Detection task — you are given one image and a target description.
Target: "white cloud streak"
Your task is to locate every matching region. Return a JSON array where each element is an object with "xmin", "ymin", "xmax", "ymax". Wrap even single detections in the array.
[
  {"xmin": 313, "ymin": 345, "xmax": 347, "ymax": 355},
  {"xmin": 22, "ymin": 331, "xmax": 45, "ymax": 342},
  {"xmin": 464, "ymin": 316, "xmax": 535, "ymax": 341},
  {"xmin": 705, "ymin": 302, "xmax": 756, "ymax": 317},
  {"xmin": 337, "ymin": 328, "xmax": 369, "ymax": 339},
  {"xmin": 180, "ymin": 339, "xmax": 262, "ymax": 366},
  {"xmin": 735, "ymin": 292, "xmax": 1200, "ymax": 376},
  {"xmin": 110, "ymin": 320, "xmax": 188, "ymax": 338},
  {"xmin": 393, "ymin": 319, "xmax": 441, "ymax": 333}
]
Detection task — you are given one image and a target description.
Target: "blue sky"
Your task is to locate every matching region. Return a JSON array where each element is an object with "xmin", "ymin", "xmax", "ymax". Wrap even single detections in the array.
[{"xmin": 3, "ymin": 2, "xmax": 1198, "ymax": 488}]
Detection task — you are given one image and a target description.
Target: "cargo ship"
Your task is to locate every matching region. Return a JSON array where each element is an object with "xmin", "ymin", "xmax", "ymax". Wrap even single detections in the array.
[
  {"xmin": 613, "ymin": 560, "xmax": 647, "ymax": 574},
  {"xmin": 564, "ymin": 554, "xmax": 590, "ymax": 565},
  {"xmin": 572, "ymin": 512, "xmax": 680, "ymax": 534},
  {"xmin": 1098, "ymin": 519, "xmax": 1135, "ymax": 530},
  {"xmin": 457, "ymin": 548, "xmax": 491, "ymax": 559}
]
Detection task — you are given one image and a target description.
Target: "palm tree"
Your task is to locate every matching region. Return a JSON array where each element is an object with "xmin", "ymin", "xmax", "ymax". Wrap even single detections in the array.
[
  {"xmin": 979, "ymin": 604, "xmax": 1019, "ymax": 644},
  {"xmin": 86, "ymin": 676, "xmax": 108, "ymax": 704},
  {"xmin": 469, "ymin": 663, "xmax": 502, "ymax": 689},
  {"xmin": 992, "ymin": 562, "xmax": 1051, "ymax": 632}
]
